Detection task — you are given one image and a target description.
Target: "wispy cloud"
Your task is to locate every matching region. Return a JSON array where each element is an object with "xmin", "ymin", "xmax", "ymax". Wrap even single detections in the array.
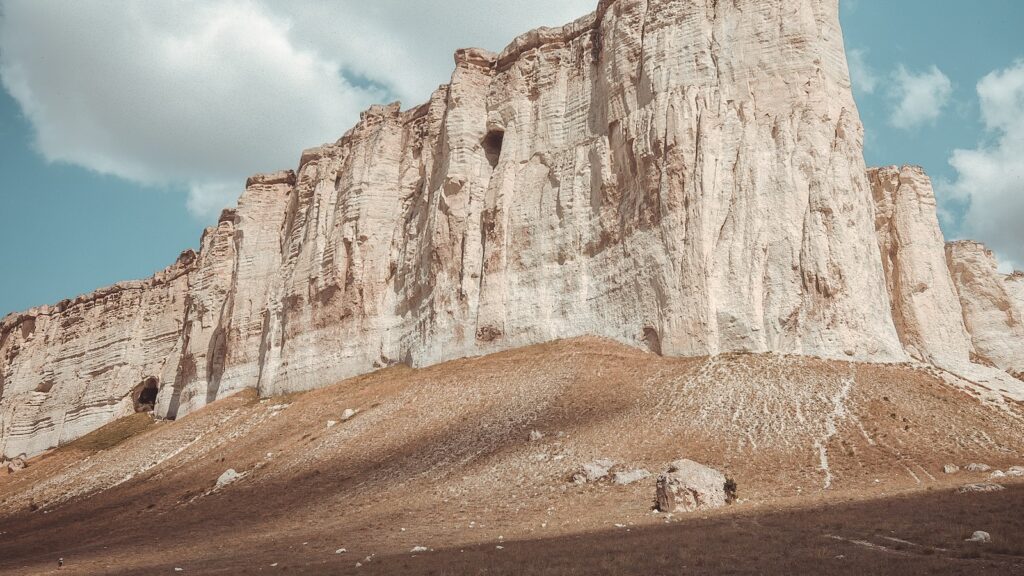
[
  {"xmin": 888, "ymin": 65, "xmax": 953, "ymax": 130},
  {"xmin": 847, "ymin": 48, "xmax": 878, "ymax": 95}
]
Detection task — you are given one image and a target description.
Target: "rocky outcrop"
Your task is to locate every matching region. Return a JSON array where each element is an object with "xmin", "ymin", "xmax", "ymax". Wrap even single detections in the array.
[
  {"xmin": 5, "ymin": 456, "xmax": 25, "ymax": 475},
  {"xmin": 163, "ymin": 172, "xmax": 293, "ymax": 418},
  {"xmin": 870, "ymin": 166, "xmax": 974, "ymax": 367},
  {"xmin": 1, "ymin": 0, "xmax": 1018, "ymax": 459},
  {"xmin": 0, "ymin": 172, "xmax": 293, "ymax": 458},
  {"xmin": 0, "ymin": 253, "xmax": 194, "ymax": 458},
  {"xmin": 869, "ymin": 167, "xmax": 1024, "ymax": 398},
  {"xmin": 251, "ymin": 0, "xmax": 909, "ymax": 402},
  {"xmin": 655, "ymin": 459, "xmax": 732, "ymax": 513},
  {"xmin": 946, "ymin": 241, "xmax": 1024, "ymax": 378}
]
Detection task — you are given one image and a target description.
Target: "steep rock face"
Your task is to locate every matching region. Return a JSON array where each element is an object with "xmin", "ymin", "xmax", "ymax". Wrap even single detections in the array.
[
  {"xmin": 946, "ymin": 241, "xmax": 1024, "ymax": 378},
  {"xmin": 869, "ymin": 166, "xmax": 974, "ymax": 366},
  {"xmin": 0, "ymin": 174, "xmax": 291, "ymax": 458},
  {"xmin": 163, "ymin": 172, "xmax": 293, "ymax": 417},
  {"xmin": 1005, "ymin": 273, "xmax": 1024, "ymax": 325},
  {"xmin": 476, "ymin": 0, "xmax": 903, "ymax": 362},
  {"xmin": 0, "ymin": 254, "xmax": 194, "ymax": 458},
  {"xmin": 260, "ymin": 0, "xmax": 905, "ymax": 401},
  {"xmin": 2, "ymin": 0, "xmax": 913, "ymax": 457},
  {"xmin": 869, "ymin": 166, "xmax": 1024, "ymax": 399}
]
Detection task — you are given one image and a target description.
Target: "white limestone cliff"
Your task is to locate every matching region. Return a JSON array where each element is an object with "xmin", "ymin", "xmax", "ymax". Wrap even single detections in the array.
[
  {"xmin": 0, "ymin": 254, "xmax": 194, "ymax": 458},
  {"xmin": 869, "ymin": 166, "xmax": 1024, "ymax": 400},
  {"xmin": 869, "ymin": 166, "xmax": 975, "ymax": 367},
  {"xmin": 946, "ymin": 240, "xmax": 1024, "ymax": 379},
  {"xmin": 2, "ymin": 0, "xmax": 1017, "ymax": 459}
]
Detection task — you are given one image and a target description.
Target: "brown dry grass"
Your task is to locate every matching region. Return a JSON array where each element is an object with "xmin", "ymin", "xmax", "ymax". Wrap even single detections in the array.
[
  {"xmin": 0, "ymin": 338, "xmax": 1022, "ymax": 575},
  {"xmin": 62, "ymin": 413, "xmax": 157, "ymax": 454}
]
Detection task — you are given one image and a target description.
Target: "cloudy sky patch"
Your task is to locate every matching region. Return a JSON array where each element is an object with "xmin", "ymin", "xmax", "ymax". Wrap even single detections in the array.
[
  {"xmin": 0, "ymin": 0, "xmax": 593, "ymax": 218},
  {"xmin": 888, "ymin": 65, "xmax": 953, "ymax": 130}
]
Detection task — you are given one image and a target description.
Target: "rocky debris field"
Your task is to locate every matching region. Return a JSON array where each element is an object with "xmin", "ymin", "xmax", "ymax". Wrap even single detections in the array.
[{"xmin": 1, "ymin": 338, "xmax": 1023, "ymax": 575}]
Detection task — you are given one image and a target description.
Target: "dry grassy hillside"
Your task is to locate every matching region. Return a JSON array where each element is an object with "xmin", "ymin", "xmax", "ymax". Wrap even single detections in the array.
[{"xmin": 1, "ymin": 338, "xmax": 1023, "ymax": 575}]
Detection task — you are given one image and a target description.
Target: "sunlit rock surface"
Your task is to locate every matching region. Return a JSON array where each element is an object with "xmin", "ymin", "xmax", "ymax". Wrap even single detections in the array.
[
  {"xmin": 946, "ymin": 240, "xmax": 1024, "ymax": 379},
  {"xmin": 2, "ymin": 0, "xmax": 1019, "ymax": 458}
]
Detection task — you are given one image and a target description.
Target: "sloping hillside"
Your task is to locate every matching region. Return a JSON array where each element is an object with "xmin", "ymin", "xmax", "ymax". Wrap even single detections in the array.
[{"xmin": 1, "ymin": 338, "xmax": 1023, "ymax": 575}]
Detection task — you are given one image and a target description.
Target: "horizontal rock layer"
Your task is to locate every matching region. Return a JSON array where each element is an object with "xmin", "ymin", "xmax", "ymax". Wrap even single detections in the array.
[{"xmin": 1, "ymin": 0, "xmax": 1020, "ymax": 458}]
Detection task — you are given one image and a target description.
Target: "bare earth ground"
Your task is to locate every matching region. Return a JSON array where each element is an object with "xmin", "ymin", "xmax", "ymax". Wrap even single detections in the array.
[{"xmin": 1, "ymin": 337, "xmax": 1023, "ymax": 575}]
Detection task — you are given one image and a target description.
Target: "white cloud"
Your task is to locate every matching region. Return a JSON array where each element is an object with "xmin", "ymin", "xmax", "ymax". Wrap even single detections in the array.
[
  {"xmin": 943, "ymin": 60, "xmax": 1024, "ymax": 271},
  {"xmin": 262, "ymin": 1, "xmax": 595, "ymax": 106},
  {"xmin": 888, "ymin": 65, "xmax": 953, "ymax": 130},
  {"xmin": 0, "ymin": 0, "xmax": 594, "ymax": 218},
  {"xmin": 186, "ymin": 181, "xmax": 242, "ymax": 220},
  {"xmin": 847, "ymin": 48, "xmax": 878, "ymax": 95}
]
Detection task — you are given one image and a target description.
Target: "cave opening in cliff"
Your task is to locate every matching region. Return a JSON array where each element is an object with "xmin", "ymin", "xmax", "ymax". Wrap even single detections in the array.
[
  {"xmin": 133, "ymin": 378, "xmax": 159, "ymax": 413},
  {"xmin": 483, "ymin": 128, "xmax": 505, "ymax": 168}
]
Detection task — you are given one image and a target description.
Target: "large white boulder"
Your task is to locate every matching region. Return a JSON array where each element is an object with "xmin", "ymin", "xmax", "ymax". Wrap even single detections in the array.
[{"xmin": 656, "ymin": 460, "xmax": 733, "ymax": 513}]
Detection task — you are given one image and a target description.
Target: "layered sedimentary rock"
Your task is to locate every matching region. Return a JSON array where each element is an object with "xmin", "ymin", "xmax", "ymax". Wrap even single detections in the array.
[
  {"xmin": 4, "ymin": 0, "xmax": 1019, "ymax": 458},
  {"xmin": 166, "ymin": 172, "xmax": 293, "ymax": 418},
  {"xmin": 946, "ymin": 241, "xmax": 1024, "ymax": 379},
  {"xmin": 0, "ymin": 254, "xmax": 194, "ymax": 458},
  {"xmin": 255, "ymin": 0, "xmax": 908, "ymax": 401}
]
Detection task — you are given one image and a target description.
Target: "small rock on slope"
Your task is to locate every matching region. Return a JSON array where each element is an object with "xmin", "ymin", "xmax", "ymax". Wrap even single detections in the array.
[
  {"xmin": 216, "ymin": 469, "xmax": 243, "ymax": 489},
  {"xmin": 573, "ymin": 459, "xmax": 615, "ymax": 484},
  {"xmin": 958, "ymin": 483, "xmax": 1005, "ymax": 494},
  {"xmin": 966, "ymin": 531, "xmax": 991, "ymax": 543}
]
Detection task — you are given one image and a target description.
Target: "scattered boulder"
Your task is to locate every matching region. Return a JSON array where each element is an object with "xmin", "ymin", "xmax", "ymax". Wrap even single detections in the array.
[
  {"xmin": 6, "ymin": 456, "xmax": 26, "ymax": 474},
  {"xmin": 943, "ymin": 464, "xmax": 959, "ymax": 474},
  {"xmin": 958, "ymin": 483, "xmax": 1006, "ymax": 494},
  {"xmin": 410, "ymin": 546, "xmax": 429, "ymax": 553},
  {"xmin": 326, "ymin": 420, "xmax": 338, "ymax": 429},
  {"xmin": 966, "ymin": 463, "xmax": 992, "ymax": 472},
  {"xmin": 215, "ymin": 469, "xmax": 243, "ymax": 490},
  {"xmin": 529, "ymin": 430, "xmax": 544, "ymax": 442},
  {"xmin": 966, "ymin": 531, "xmax": 991, "ymax": 543},
  {"xmin": 341, "ymin": 409, "xmax": 358, "ymax": 422},
  {"xmin": 572, "ymin": 459, "xmax": 615, "ymax": 484},
  {"xmin": 656, "ymin": 460, "xmax": 733, "ymax": 513},
  {"xmin": 613, "ymin": 469, "xmax": 652, "ymax": 486}
]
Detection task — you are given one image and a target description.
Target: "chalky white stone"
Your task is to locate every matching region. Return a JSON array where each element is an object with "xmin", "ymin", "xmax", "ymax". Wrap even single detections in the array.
[{"xmin": 1, "ymin": 0, "xmax": 1020, "ymax": 459}]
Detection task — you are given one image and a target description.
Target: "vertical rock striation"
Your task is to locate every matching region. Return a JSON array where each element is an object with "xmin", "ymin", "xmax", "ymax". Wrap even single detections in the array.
[
  {"xmin": 3, "ymin": 0, "xmax": 1017, "ymax": 457},
  {"xmin": 869, "ymin": 166, "xmax": 1024, "ymax": 399},
  {"xmin": 946, "ymin": 240, "xmax": 1024, "ymax": 379},
  {"xmin": 869, "ymin": 166, "xmax": 974, "ymax": 367}
]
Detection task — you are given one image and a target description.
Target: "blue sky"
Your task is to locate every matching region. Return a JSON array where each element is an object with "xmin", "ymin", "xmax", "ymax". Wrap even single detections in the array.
[{"xmin": 1, "ymin": 0, "xmax": 1022, "ymax": 317}]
